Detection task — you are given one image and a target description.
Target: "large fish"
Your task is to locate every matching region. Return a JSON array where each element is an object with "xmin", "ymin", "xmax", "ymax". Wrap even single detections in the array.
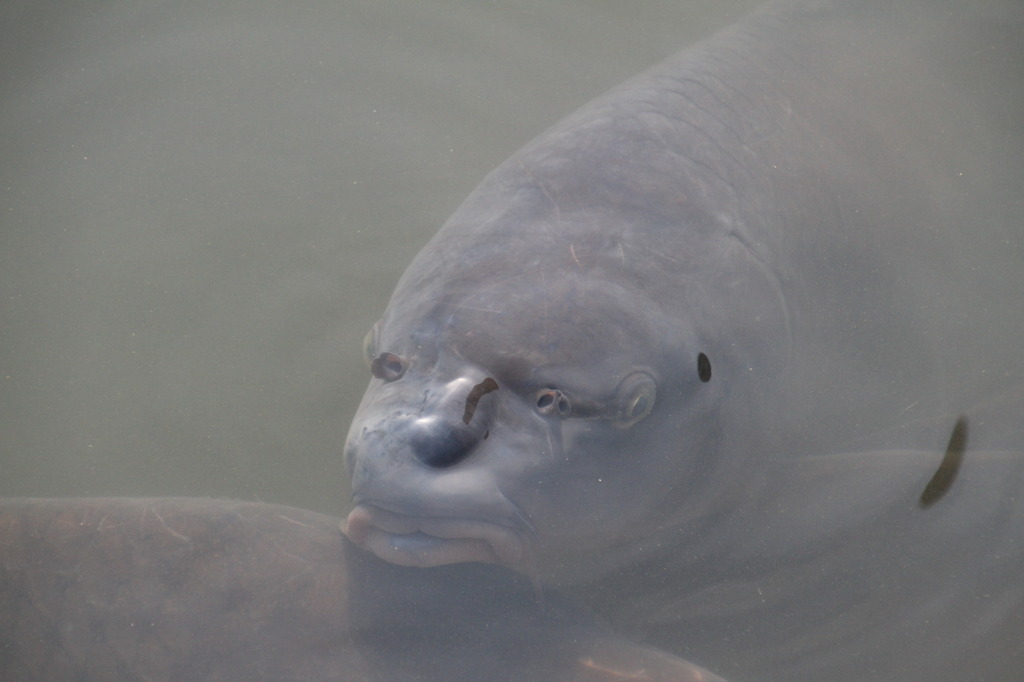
[
  {"xmin": 2, "ymin": 1, "xmax": 1022, "ymax": 680},
  {"xmin": 341, "ymin": 0, "xmax": 1024, "ymax": 679},
  {"xmin": 0, "ymin": 498, "xmax": 718, "ymax": 680}
]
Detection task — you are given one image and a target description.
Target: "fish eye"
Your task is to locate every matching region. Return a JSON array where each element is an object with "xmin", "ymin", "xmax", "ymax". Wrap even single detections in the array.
[
  {"xmin": 613, "ymin": 372, "xmax": 656, "ymax": 428},
  {"xmin": 361, "ymin": 323, "xmax": 379, "ymax": 369},
  {"xmin": 697, "ymin": 352, "xmax": 712, "ymax": 382},
  {"xmin": 370, "ymin": 352, "xmax": 407, "ymax": 382},
  {"xmin": 535, "ymin": 388, "xmax": 571, "ymax": 418}
]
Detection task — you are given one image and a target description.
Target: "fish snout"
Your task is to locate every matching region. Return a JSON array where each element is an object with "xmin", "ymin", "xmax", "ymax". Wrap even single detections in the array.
[
  {"xmin": 410, "ymin": 375, "xmax": 498, "ymax": 468},
  {"xmin": 342, "ymin": 373, "xmax": 529, "ymax": 570},
  {"xmin": 405, "ymin": 413, "xmax": 483, "ymax": 468},
  {"xmin": 352, "ymin": 374, "xmax": 499, "ymax": 471}
]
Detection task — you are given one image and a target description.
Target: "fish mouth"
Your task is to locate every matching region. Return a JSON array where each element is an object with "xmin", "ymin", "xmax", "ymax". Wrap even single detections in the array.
[{"xmin": 342, "ymin": 503, "xmax": 527, "ymax": 568}]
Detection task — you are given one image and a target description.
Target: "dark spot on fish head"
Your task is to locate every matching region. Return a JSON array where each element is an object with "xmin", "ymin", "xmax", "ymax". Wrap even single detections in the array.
[
  {"xmin": 697, "ymin": 352, "xmax": 712, "ymax": 382},
  {"xmin": 463, "ymin": 377, "xmax": 499, "ymax": 424}
]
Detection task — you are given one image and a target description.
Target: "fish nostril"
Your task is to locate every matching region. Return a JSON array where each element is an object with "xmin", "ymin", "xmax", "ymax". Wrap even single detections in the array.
[{"xmin": 409, "ymin": 421, "xmax": 479, "ymax": 468}]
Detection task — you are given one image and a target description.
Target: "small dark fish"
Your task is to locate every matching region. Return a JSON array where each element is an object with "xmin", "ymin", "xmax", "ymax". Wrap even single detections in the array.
[{"xmin": 919, "ymin": 416, "xmax": 969, "ymax": 508}]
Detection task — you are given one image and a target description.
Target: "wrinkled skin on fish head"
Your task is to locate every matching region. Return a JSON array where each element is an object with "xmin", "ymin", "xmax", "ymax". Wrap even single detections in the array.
[{"xmin": 342, "ymin": 174, "xmax": 787, "ymax": 585}]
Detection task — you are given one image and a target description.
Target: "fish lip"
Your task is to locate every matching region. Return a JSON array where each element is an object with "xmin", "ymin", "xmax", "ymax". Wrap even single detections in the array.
[{"xmin": 342, "ymin": 503, "xmax": 527, "ymax": 569}]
